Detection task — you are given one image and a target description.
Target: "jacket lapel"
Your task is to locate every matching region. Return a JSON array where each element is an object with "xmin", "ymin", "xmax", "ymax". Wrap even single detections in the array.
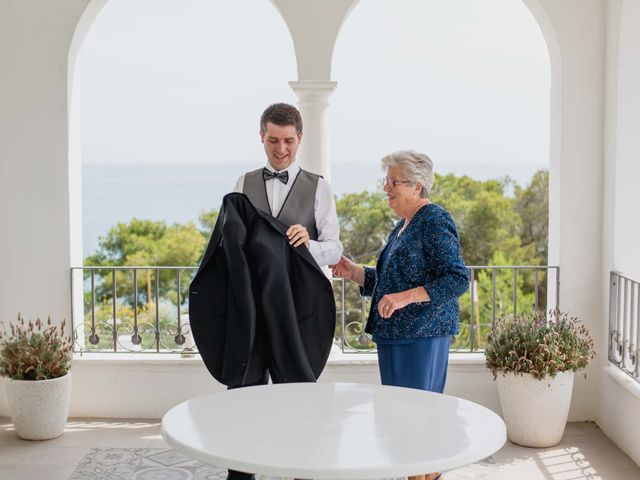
[{"xmin": 253, "ymin": 200, "xmax": 327, "ymax": 278}]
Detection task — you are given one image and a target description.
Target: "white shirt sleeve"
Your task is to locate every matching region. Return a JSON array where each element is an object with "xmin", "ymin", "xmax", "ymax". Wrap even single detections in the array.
[
  {"xmin": 308, "ymin": 177, "xmax": 343, "ymax": 266},
  {"xmin": 233, "ymin": 175, "xmax": 245, "ymax": 193}
]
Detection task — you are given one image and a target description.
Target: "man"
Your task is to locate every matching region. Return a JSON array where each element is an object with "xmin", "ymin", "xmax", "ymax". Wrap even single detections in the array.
[
  {"xmin": 223, "ymin": 103, "xmax": 341, "ymax": 480},
  {"xmin": 233, "ymin": 102, "xmax": 342, "ymax": 268}
]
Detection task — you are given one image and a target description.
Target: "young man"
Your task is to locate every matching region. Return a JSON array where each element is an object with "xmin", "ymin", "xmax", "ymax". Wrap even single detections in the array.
[
  {"xmin": 224, "ymin": 103, "xmax": 342, "ymax": 480},
  {"xmin": 233, "ymin": 103, "xmax": 342, "ymax": 268}
]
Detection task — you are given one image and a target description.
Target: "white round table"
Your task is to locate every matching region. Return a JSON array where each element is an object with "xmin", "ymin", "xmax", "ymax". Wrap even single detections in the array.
[{"xmin": 162, "ymin": 382, "xmax": 506, "ymax": 479}]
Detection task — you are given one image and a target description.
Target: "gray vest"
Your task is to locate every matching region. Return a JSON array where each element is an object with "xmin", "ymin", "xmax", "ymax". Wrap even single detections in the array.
[{"xmin": 243, "ymin": 167, "xmax": 320, "ymax": 241}]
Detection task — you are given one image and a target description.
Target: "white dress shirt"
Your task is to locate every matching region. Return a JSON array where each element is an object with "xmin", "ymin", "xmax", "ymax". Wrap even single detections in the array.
[{"xmin": 233, "ymin": 163, "xmax": 343, "ymax": 267}]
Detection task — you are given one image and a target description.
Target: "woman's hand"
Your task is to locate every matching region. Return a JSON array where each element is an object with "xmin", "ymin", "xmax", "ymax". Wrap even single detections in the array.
[
  {"xmin": 378, "ymin": 287, "xmax": 427, "ymax": 318},
  {"xmin": 330, "ymin": 256, "xmax": 365, "ymax": 286}
]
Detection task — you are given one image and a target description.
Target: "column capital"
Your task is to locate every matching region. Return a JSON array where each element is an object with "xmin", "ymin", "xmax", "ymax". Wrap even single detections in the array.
[
  {"xmin": 288, "ymin": 81, "xmax": 336, "ymax": 181},
  {"xmin": 289, "ymin": 80, "xmax": 337, "ymax": 96}
]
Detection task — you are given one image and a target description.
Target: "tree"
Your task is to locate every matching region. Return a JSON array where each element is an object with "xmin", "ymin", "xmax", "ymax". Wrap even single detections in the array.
[
  {"xmin": 515, "ymin": 170, "xmax": 549, "ymax": 264},
  {"xmin": 85, "ymin": 219, "xmax": 167, "ymax": 267},
  {"xmin": 335, "ymin": 191, "xmax": 398, "ymax": 264},
  {"xmin": 198, "ymin": 208, "xmax": 219, "ymax": 239},
  {"xmin": 431, "ymin": 174, "xmax": 525, "ymax": 266},
  {"xmin": 85, "ymin": 219, "xmax": 206, "ymax": 309},
  {"xmin": 82, "ymin": 170, "xmax": 550, "ymax": 352}
]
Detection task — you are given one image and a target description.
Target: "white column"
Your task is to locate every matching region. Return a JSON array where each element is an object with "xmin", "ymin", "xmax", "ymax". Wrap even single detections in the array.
[{"xmin": 289, "ymin": 80, "xmax": 336, "ymax": 181}]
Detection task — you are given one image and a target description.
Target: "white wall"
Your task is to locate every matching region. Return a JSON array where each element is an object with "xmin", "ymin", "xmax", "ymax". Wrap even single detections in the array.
[
  {"xmin": 610, "ymin": 1, "xmax": 640, "ymax": 280},
  {"xmin": 599, "ymin": 0, "xmax": 640, "ymax": 466},
  {"xmin": 529, "ymin": 0, "xmax": 606, "ymax": 420},
  {"xmin": 0, "ymin": 355, "xmax": 503, "ymax": 419},
  {"xmin": 0, "ymin": 0, "xmax": 90, "ymax": 326}
]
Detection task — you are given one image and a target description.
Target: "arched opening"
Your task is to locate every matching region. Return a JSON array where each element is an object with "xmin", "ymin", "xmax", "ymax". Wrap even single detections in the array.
[
  {"xmin": 67, "ymin": 0, "xmax": 297, "ymax": 352},
  {"xmin": 332, "ymin": 0, "xmax": 552, "ymax": 195},
  {"xmin": 70, "ymin": 0, "xmax": 297, "ymax": 259},
  {"xmin": 331, "ymin": 0, "xmax": 558, "ymax": 350}
]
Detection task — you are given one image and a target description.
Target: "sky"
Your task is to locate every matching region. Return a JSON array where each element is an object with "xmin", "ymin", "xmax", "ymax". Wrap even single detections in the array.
[{"xmin": 78, "ymin": 0, "xmax": 550, "ymax": 167}]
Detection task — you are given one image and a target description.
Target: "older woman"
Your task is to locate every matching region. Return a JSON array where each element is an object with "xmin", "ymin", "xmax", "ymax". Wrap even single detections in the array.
[{"xmin": 331, "ymin": 150, "xmax": 468, "ymax": 480}]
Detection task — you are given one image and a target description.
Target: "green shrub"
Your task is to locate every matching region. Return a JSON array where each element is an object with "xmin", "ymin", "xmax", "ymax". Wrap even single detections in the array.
[
  {"xmin": 485, "ymin": 309, "xmax": 595, "ymax": 380},
  {"xmin": 0, "ymin": 315, "xmax": 72, "ymax": 380}
]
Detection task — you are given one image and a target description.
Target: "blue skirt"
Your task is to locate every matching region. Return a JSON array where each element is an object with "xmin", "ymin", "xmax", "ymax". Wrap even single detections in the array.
[{"xmin": 375, "ymin": 336, "xmax": 451, "ymax": 393}]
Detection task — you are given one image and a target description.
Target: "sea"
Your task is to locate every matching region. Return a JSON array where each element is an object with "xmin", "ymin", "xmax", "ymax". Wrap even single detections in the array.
[{"xmin": 82, "ymin": 161, "xmax": 546, "ymax": 257}]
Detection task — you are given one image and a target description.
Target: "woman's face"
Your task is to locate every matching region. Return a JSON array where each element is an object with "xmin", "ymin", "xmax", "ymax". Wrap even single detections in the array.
[{"xmin": 383, "ymin": 165, "xmax": 423, "ymax": 218}]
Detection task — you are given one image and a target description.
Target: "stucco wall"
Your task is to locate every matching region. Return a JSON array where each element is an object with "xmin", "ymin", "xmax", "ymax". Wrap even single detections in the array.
[
  {"xmin": 610, "ymin": 2, "xmax": 640, "ymax": 280},
  {"xmin": 0, "ymin": 354, "xmax": 503, "ymax": 419},
  {"xmin": 599, "ymin": 0, "xmax": 640, "ymax": 467},
  {"xmin": 529, "ymin": 0, "xmax": 606, "ymax": 421},
  {"xmin": 0, "ymin": 0, "xmax": 92, "ymax": 325}
]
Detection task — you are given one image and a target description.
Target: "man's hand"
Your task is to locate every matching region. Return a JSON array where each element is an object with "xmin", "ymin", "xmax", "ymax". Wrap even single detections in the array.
[{"xmin": 286, "ymin": 224, "xmax": 310, "ymax": 248}]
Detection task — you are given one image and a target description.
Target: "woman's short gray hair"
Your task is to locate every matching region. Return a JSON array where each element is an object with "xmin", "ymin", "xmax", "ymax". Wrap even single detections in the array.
[{"xmin": 381, "ymin": 150, "xmax": 434, "ymax": 198}]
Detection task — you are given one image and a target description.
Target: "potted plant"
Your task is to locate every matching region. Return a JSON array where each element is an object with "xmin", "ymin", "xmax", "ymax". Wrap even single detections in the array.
[
  {"xmin": 485, "ymin": 309, "xmax": 595, "ymax": 447},
  {"xmin": 0, "ymin": 315, "xmax": 73, "ymax": 440}
]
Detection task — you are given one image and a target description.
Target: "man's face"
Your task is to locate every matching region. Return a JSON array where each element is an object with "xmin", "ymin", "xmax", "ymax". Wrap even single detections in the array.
[{"xmin": 260, "ymin": 122, "xmax": 302, "ymax": 171}]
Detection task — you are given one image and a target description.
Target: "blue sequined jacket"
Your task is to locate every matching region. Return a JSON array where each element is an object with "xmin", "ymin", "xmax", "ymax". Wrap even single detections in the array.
[{"xmin": 362, "ymin": 203, "xmax": 469, "ymax": 339}]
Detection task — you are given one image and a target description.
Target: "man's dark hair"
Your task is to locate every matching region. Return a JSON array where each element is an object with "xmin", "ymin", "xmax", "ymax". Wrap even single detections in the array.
[{"xmin": 260, "ymin": 103, "xmax": 303, "ymax": 135}]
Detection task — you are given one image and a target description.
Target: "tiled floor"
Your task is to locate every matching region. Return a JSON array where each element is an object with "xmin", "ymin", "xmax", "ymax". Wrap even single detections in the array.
[{"xmin": 0, "ymin": 418, "xmax": 639, "ymax": 480}]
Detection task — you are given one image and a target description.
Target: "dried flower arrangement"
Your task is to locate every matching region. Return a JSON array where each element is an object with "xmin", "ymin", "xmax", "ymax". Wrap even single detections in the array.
[
  {"xmin": 485, "ymin": 309, "xmax": 596, "ymax": 380},
  {"xmin": 0, "ymin": 315, "xmax": 73, "ymax": 380}
]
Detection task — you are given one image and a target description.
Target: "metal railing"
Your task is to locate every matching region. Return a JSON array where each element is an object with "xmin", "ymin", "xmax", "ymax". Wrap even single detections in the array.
[
  {"xmin": 70, "ymin": 266, "xmax": 198, "ymax": 354},
  {"xmin": 609, "ymin": 271, "xmax": 640, "ymax": 381},
  {"xmin": 338, "ymin": 265, "xmax": 560, "ymax": 353},
  {"xmin": 71, "ymin": 265, "xmax": 560, "ymax": 354}
]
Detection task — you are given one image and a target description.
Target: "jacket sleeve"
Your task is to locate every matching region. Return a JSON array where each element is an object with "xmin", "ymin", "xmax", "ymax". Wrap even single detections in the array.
[
  {"xmin": 423, "ymin": 209, "xmax": 469, "ymax": 304},
  {"xmin": 359, "ymin": 266, "xmax": 377, "ymax": 297}
]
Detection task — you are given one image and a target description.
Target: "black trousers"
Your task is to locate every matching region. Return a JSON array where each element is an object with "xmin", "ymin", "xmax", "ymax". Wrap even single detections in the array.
[
  {"xmin": 225, "ymin": 307, "xmax": 315, "ymax": 480},
  {"xmin": 226, "ymin": 371, "xmax": 269, "ymax": 480}
]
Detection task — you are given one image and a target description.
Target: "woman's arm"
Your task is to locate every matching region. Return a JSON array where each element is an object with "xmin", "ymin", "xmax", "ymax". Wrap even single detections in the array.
[
  {"xmin": 422, "ymin": 210, "xmax": 469, "ymax": 303},
  {"xmin": 330, "ymin": 255, "xmax": 366, "ymax": 287},
  {"xmin": 377, "ymin": 286, "xmax": 430, "ymax": 318}
]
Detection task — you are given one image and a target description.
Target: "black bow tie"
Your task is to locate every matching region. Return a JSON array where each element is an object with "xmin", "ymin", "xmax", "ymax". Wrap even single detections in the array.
[{"xmin": 262, "ymin": 168, "xmax": 289, "ymax": 185}]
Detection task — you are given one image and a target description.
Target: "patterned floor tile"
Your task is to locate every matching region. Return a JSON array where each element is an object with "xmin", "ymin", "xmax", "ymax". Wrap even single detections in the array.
[
  {"xmin": 68, "ymin": 447, "xmax": 491, "ymax": 480},
  {"xmin": 69, "ymin": 448, "xmax": 225, "ymax": 480}
]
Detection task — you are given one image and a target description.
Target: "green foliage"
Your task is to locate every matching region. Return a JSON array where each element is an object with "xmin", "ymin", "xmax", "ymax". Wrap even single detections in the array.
[
  {"xmin": 485, "ymin": 310, "xmax": 595, "ymax": 380},
  {"xmin": 0, "ymin": 316, "xmax": 72, "ymax": 380},
  {"xmin": 333, "ymin": 171, "xmax": 550, "ymax": 351},
  {"xmin": 431, "ymin": 173, "xmax": 536, "ymax": 266},
  {"xmin": 82, "ymin": 170, "xmax": 550, "ymax": 353},
  {"xmin": 86, "ymin": 219, "xmax": 205, "ymax": 268},
  {"xmin": 85, "ymin": 219, "xmax": 206, "ymax": 308},
  {"xmin": 198, "ymin": 209, "xmax": 219, "ymax": 238},
  {"xmin": 157, "ymin": 225, "xmax": 206, "ymax": 266},
  {"xmin": 85, "ymin": 219, "xmax": 167, "ymax": 266},
  {"xmin": 333, "ymin": 191, "xmax": 397, "ymax": 348},
  {"xmin": 86, "ymin": 170, "xmax": 548, "ymax": 272},
  {"xmin": 336, "ymin": 191, "xmax": 398, "ymax": 264},
  {"xmin": 515, "ymin": 170, "xmax": 549, "ymax": 263}
]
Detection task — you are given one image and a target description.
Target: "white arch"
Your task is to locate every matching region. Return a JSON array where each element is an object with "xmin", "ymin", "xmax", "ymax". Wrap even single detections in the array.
[
  {"xmin": 67, "ymin": 0, "xmax": 299, "ymax": 255},
  {"xmin": 520, "ymin": 0, "xmax": 562, "ymax": 281},
  {"xmin": 271, "ymin": 0, "xmax": 359, "ymax": 81},
  {"xmin": 67, "ymin": 0, "xmax": 110, "ymax": 267}
]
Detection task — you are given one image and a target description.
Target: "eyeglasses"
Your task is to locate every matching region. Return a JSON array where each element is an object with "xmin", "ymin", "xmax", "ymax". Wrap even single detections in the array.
[{"xmin": 381, "ymin": 177, "xmax": 413, "ymax": 188}]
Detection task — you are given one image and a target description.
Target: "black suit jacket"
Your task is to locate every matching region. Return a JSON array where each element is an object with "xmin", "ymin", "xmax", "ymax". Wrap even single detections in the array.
[{"xmin": 189, "ymin": 193, "xmax": 336, "ymax": 387}]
